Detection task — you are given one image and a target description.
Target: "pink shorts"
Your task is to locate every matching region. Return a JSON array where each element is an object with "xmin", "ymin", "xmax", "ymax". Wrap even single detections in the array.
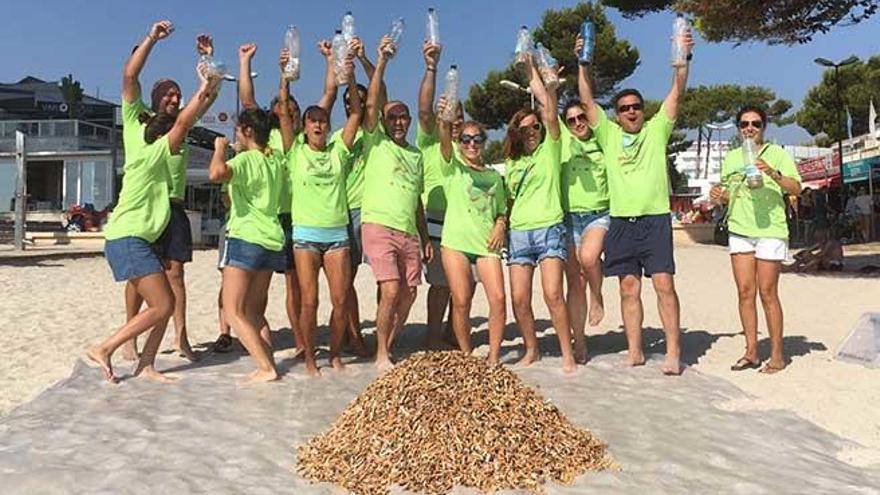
[{"xmin": 362, "ymin": 223, "xmax": 423, "ymax": 287}]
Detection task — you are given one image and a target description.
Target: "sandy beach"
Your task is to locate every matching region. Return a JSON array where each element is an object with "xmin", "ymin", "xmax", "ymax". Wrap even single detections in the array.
[{"xmin": 0, "ymin": 244, "xmax": 879, "ymax": 492}]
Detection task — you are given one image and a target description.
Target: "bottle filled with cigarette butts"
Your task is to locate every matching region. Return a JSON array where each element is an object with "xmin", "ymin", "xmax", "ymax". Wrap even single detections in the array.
[
  {"xmin": 670, "ymin": 15, "xmax": 690, "ymax": 67},
  {"xmin": 341, "ymin": 11, "xmax": 356, "ymax": 42},
  {"xmin": 439, "ymin": 65, "xmax": 459, "ymax": 122},
  {"xmin": 426, "ymin": 8, "xmax": 440, "ymax": 46},
  {"xmin": 332, "ymin": 30, "xmax": 350, "ymax": 86},
  {"xmin": 283, "ymin": 25, "xmax": 301, "ymax": 81},
  {"xmin": 514, "ymin": 26, "xmax": 532, "ymax": 66},
  {"xmin": 742, "ymin": 138, "xmax": 764, "ymax": 189},
  {"xmin": 534, "ymin": 42, "xmax": 559, "ymax": 89}
]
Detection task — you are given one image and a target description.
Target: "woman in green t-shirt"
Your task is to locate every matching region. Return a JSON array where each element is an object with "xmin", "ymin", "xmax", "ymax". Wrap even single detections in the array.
[
  {"xmin": 503, "ymin": 55, "xmax": 577, "ymax": 374},
  {"xmin": 710, "ymin": 105, "xmax": 802, "ymax": 375},
  {"xmin": 89, "ymin": 67, "xmax": 220, "ymax": 384},
  {"xmin": 435, "ymin": 97, "xmax": 508, "ymax": 365}
]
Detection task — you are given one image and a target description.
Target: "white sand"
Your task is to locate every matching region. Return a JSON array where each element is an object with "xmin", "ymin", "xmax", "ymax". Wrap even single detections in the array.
[{"xmin": 0, "ymin": 245, "xmax": 879, "ymax": 491}]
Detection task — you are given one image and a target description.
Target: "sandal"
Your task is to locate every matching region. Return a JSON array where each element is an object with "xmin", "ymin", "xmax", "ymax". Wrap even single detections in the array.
[
  {"xmin": 213, "ymin": 334, "xmax": 233, "ymax": 353},
  {"xmin": 759, "ymin": 362, "xmax": 786, "ymax": 374},
  {"xmin": 730, "ymin": 357, "xmax": 761, "ymax": 371}
]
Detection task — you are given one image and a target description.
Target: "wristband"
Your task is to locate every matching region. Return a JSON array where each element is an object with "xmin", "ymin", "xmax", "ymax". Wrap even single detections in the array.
[
  {"xmin": 686, "ymin": 53, "xmax": 694, "ymax": 62},
  {"xmin": 426, "ymin": 67, "xmax": 436, "ymax": 72}
]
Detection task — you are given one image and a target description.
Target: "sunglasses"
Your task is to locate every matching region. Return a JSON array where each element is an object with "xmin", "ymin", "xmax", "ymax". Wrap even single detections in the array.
[
  {"xmin": 566, "ymin": 113, "xmax": 588, "ymax": 126},
  {"xmin": 739, "ymin": 120, "xmax": 764, "ymax": 130},
  {"xmin": 518, "ymin": 122, "xmax": 543, "ymax": 133},
  {"xmin": 616, "ymin": 103, "xmax": 643, "ymax": 113},
  {"xmin": 460, "ymin": 134, "xmax": 486, "ymax": 145},
  {"xmin": 386, "ymin": 112, "xmax": 411, "ymax": 122}
]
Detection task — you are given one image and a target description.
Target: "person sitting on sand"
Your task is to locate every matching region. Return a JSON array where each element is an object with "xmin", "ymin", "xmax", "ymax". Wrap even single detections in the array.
[
  {"xmin": 89, "ymin": 60, "xmax": 221, "ymax": 383},
  {"xmin": 786, "ymin": 230, "xmax": 844, "ymax": 273}
]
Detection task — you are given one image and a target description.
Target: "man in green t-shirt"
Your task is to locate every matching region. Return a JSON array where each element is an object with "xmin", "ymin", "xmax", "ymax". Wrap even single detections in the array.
[
  {"xmin": 361, "ymin": 36, "xmax": 432, "ymax": 371},
  {"xmin": 579, "ymin": 29, "xmax": 695, "ymax": 376}
]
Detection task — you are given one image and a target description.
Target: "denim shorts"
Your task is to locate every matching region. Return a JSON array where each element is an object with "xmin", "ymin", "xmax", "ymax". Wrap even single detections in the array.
[
  {"xmin": 221, "ymin": 237, "xmax": 287, "ymax": 273},
  {"xmin": 105, "ymin": 237, "xmax": 165, "ymax": 282},
  {"xmin": 293, "ymin": 239, "xmax": 350, "ymax": 255},
  {"xmin": 507, "ymin": 223, "xmax": 568, "ymax": 266},
  {"xmin": 565, "ymin": 210, "xmax": 610, "ymax": 247},
  {"xmin": 154, "ymin": 202, "xmax": 193, "ymax": 263}
]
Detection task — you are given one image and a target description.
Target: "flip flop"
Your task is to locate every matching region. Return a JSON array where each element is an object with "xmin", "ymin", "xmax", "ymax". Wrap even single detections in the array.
[
  {"xmin": 730, "ymin": 357, "xmax": 762, "ymax": 371},
  {"xmin": 759, "ymin": 362, "xmax": 786, "ymax": 374}
]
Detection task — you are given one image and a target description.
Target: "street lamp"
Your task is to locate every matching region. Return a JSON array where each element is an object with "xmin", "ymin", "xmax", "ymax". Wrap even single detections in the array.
[
  {"xmin": 499, "ymin": 78, "xmax": 566, "ymax": 111},
  {"xmin": 814, "ymin": 55, "xmax": 859, "ymax": 210}
]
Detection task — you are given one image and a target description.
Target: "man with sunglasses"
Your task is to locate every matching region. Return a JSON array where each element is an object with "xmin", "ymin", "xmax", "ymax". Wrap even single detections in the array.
[
  {"xmin": 361, "ymin": 36, "xmax": 432, "ymax": 371},
  {"xmin": 578, "ymin": 28, "xmax": 695, "ymax": 375}
]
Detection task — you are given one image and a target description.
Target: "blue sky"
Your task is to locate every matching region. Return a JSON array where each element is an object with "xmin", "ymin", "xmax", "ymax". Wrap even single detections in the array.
[{"xmin": 2, "ymin": 0, "xmax": 877, "ymax": 144}]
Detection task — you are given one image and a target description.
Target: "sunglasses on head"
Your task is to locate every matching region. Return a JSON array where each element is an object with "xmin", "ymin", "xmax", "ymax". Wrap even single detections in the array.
[
  {"xmin": 616, "ymin": 103, "xmax": 643, "ymax": 113},
  {"xmin": 460, "ymin": 133, "xmax": 486, "ymax": 145},
  {"xmin": 566, "ymin": 113, "xmax": 588, "ymax": 126},
  {"xmin": 518, "ymin": 122, "xmax": 542, "ymax": 132},
  {"xmin": 739, "ymin": 120, "xmax": 764, "ymax": 130}
]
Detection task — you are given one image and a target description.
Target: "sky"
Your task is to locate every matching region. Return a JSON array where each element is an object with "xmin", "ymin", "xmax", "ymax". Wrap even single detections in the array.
[{"xmin": 1, "ymin": 0, "xmax": 878, "ymax": 145}]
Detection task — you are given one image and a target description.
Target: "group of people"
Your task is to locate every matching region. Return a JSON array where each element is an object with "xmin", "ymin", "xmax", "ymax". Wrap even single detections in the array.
[{"xmin": 88, "ymin": 18, "xmax": 803, "ymax": 384}]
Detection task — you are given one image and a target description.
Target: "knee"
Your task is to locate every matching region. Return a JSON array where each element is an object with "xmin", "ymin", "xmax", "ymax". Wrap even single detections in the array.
[
  {"xmin": 450, "ymin": 292, "xmax": 472, "ymax": 311},
  {"xmin": 758, "ymin": 285, "xmax": 778, "ymax": 305},
  {"xmin": 736, "ymin": 283, "xmax": 757, "ymax": 302},
  {"xmin": 512, "ymin": 293, "xmax": 531, "ymax": 316},
  {"xmin": 542, "ymin": 285, "xmax": 565, "ymax": 307},
  {"xmin": 487, "ymin": 291, "xmax": 506, "ymax": 313},
  {"xmin": 580, "ymin": 254, "xmax": 601, "ymax": 271},
  {"xmin": 619, "ymin": 279, "xmax": 640, "ymax": 300}
]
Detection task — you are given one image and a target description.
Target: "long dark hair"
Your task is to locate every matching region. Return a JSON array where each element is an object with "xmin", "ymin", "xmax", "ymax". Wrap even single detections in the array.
[
  {"xmin": 237, "ymin": 108, "xmax": 271, "ymax": 148},
  {"xmin": 503, "ymin": 108, "xmax": 543, "ymax": 160},
  {"xmin": 138, "ymin": 112, "xmax": 175, "ymax": 145}
]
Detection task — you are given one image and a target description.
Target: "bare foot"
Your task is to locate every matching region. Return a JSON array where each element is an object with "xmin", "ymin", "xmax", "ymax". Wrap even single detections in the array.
[
  {"xmin": 625, "ymin": 350, "xmax": 646, "ymax": 367},
  {"xmin": 515, "ymin": 350, "xmax": 541, "ymax": 368},
  {"xmin": 237, "ymin": 368, "xmax": 280, "ymax": 384},
  {"xmin": 759, "ymin": 360, "xmax": 786, "ymax": 375},
  {"xmin": 86, "ymin": 347, "xmax": 118, "ymax": 384},
  {"xmin": 662, "ymin": 354, "xmax": 683, "ymax": 376},
  {"xmin": 176, "ymin": 341, "xmax": 199, "ymax": 362},
  {"xmin": 121, "ymin": 346, "xmax": 139, "ymax": 362},
  {"xmin": 573, "ymin": 340, "xmax": 588, "ymax": 364},
  {"xmin": 304, "ymin": 358, "xmax": 322, "ymax": 377},
  {"xmin": 374, "ymin": 356, "xmax": 394, "ymax": 373},
  {"xmin": 562, "ymin": 356, "xmax": 578, "ymax": 375},
  {"xmin": 135, "ymin": 366, "xmax": 179, "ymax": 384},
  {"xmin": 588, "ymin": 297, "xmax": 605, "ymax": 326},
  {"xmin": 330, "ymin": 356, "xmax": 346, "ymax": 373}
]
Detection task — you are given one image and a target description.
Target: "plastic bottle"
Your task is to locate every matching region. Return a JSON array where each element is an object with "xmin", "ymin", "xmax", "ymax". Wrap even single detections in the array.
[
  {"xmin": 742, "ymin": 138, "xmax": 764, "ymax": 189},
  {"xmin": 670, "ymin": 15, "xmax": 689, "ymax": 67},
  {"xmin": 198, "ymin": 54, "xmax": 228, "ymax": 79},
  {"xmin": 439, "ymin": 65, "xmax": 459, "ymax": 122},
  {"xmin": 341, "ymin": 11, "xmax": 356, "ymax": 43},
  {"xmin": 514, "ymin": 26, "xmax": 532, "ymax": 65},
  {"xmin": 426, "ymin": 8, "xmax": 440, "ymax": 46},
  {"xmin": 332, "ymin": 30, "xmax": 350, "ymax": 86},
  {"xmin": 284, "ymin": 25, "xmax": 301, "ymax": 81},
  {"xmin": 578, "ymin": 20, "xmax": 594, "ymax": 65},
  {"xmin": 534, "ymin": 43, "xmax": 559, "ymax": 89},
  {"xmin": 386, "ymin": 17, "xmax": 405, "ymax": 56}
]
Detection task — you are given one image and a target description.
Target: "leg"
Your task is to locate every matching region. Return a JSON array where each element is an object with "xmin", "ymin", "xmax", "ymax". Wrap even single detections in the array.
[
  {"xmin": 757, "ymin": 259, "xmax": 786, "ymax": 372},
  {"xmin": 580, "ymin": 227, "xmax": 607, "ymax": 327},
  {"xmin": 731, "ymin": 253, "xmax": 760, "ymax": 365},
  {"xmin": 618, "ymin": 274, "xmax": 645, "ymax": 366},
  {"xmin": 375, "ymin": 280, "xmax": 401, "ymax": 371},
  {"xmin": 248, "ymin": 271, "xmax": 274, "ymax": 355},
  {"xmin": 389, "ymin": 286, "xmax": 417, "ymax": 346},
  {"xmin": 509, "ymin": 264, "xmax": 540, "ymax": 366},
  {"xmin": 165, "ymin": 260, "xmax": 195, "ymax": 361},
  {"xmin": 285, "ymin": 264, "xmax": 304, "ymax": 356},
  {"xmin": 88, "ymin": 273, "xmax": 174, "ymax": 383},
  {"xmin": 651, "ymin": 273, "xmax": 682, "ymax": 375},
  {"xmin": 424, "ymin": 284, "xmax": 452, "ymax": 349},
  {"xmin": 323, "ymin": 248, "xmax": 352, "ymax": 372},
  {"xmin": 539, "ymin": 258, "xmax": 577, "ymax": 374},
  {"xmin": 213, "ymin": 285, "xmax": 233, "ymax": 352},
  {"xmin": 475, "ymin": 256, "xmax": 506, "ymax": 366},
  {"xmin": 121, "ymin": 281, "xmax": 144, "ymax": 361},
  {"xmin": 221, "ymin": 267, "xmax": 278, "ymax": 383},
  {"xmin": 441, "ymin": 249, "xmax": 476, "ymax": 354},
  {"xmin": 564, "ymin": 246, "xmax": 588, "ymax": 364},
  {"xmin": 294, "ymin": 249, "xmax": 323, "ymax": 377}
]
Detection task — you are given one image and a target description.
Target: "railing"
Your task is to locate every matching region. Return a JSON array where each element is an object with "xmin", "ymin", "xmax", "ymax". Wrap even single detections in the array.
[{"xmin": 0, "ymin": 120, "xmax": 113, "ymax": 143}]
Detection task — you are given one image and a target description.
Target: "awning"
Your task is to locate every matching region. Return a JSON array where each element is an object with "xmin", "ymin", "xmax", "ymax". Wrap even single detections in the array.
[{"xmin": 843, "ymin": 156, "xmax": 880, "ymax": 184}]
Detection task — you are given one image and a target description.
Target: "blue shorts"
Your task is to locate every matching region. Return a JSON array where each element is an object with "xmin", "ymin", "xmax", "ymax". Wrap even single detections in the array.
[
  {"xmin": 293, "ymin": 239, "xmax": 350, "ymax": 255},
  {"xmin": 277, "ymin": 213, "xmax": 294, "ymax": 272},
  {"xmin": 604, "ymin": 214, "xmax": 675, "ymax": 278},
  {"xmin": 105, "ymin": 237, "xmax": 165, "ymax": 282},
  {"xmin": 216, "ymin": 224, "xmax": 227, "ymax": 270},
  {"xmin": 221, "ymin": 237, "xmax": 287, "ymax": 273},
  {"xmin": 348, "ymin": 208, "xmax": 363, "ymax": 267},
  {"xmin": 155, "ymin": 202, "xmax": 193, "ymax": 263},
  {"xmin": 507, "ymin": 223, "xmax": 568, "ymax": 266},
  {"xmin": 564, "ymin": 210, "xmax": 610, "ymax": 247}
]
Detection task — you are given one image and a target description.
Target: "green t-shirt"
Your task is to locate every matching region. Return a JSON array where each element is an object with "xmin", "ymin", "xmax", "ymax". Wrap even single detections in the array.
[
  {"xmin": 417, "ymin": 124, "xmax": 452, "ymax": 215},
  {"xmin": 592, "ymin": 105, "xmax": 674, "ymax": 217},
  {"xmin": 721, "ymin": 143, "xmax": 800, "ymax": 240},
  {"xmin": 226, "ymin": 149, "xmax": 286, "ymax": 251},
  {"xmin": 268, "ymin": 128, "xmax": 292, "ymax": 215},
  {"xmin": 441, "ymin": 158, "xmax": 507, "ymax": 257},
  {"xmin": 504, "ymin": 134, "xmax": 563, "ymax": 231},
  {"xmin": 289, "ymin": 133, "xmax": 352, "ymax": 228},
  {"xmin": 104, "ymin": 135, "xmax": 172, "ymax": 243},
  {"xmin": 332, "ymin": 128, "xmax": 366, "ymax": 210},
  {"xmin": 360, "ymin": 124, "xmax": 424, "ymax": 236},
  {"xmin": 560, "ymin": 117, "xmax": 609, "ymax": 213},
  {"xmin": 121, "ymin": 97, "xmax": 188, "ymax": 200}
]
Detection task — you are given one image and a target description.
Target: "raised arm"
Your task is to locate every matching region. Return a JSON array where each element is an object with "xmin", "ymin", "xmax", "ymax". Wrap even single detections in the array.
[
  {"xmin": 277, "ymin": 67, "xmax": 295, "ymax": 152},
  {"xmin": 316, "ymin": 40, "xmax": 338, "ymax": 114},
  {"xmin": 209, "ymin": 136, "xmax": 233, "ymax": 182},
  {"xmin": 123, "ymin": 20, "xmax": 173, "ymax": 104},
  {"xmin": 418, "ymin": 42, "xmax": 441, "ymax": 135},
  {"xmin": 662, "ymin": 31, "xmax": 694, "ymax": 120},
  {"xmin": 354, "ymin": 37, "xmax": 387, "ymax": 107},
  {"xmin": 238, "ymin": 43, "xmax": 258, "ymax": 110},
  {"xmin": 526, "ymin": 55, "xmax": 559, "ymax": 140},
  {"xmin": 436, "ymin": 96, "xmax": 453, "ymax": 162},
  {"xmin": 340, "ymin": 54, "xmax": 362, "ymax": 149},
  {"xmin": 364, "ymin": 36, "xmax": 394, "ymax": 133},
  {"xmin": 196, "ymin": 35, "xmax": 220, "ymax": 119},
  {"xmin": 167, "ymin": 72, "xmax": 220, "ymax": 154},
  {"xmin": 574, "ymin": 37, "xmax": 601, "ymax": 127}
]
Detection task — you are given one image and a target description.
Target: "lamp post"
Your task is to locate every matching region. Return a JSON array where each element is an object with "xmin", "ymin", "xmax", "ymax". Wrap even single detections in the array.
[
  {"xmin": 499, "ymin": 78, "xmax": 566, "ymax": 111},
  {"xmin": 814, "ymin": 55, "xmax": 859, "ymax": 211}
]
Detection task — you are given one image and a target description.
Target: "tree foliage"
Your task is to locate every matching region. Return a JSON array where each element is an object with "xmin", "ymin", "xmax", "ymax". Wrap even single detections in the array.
[
  {"xmin": 604, "ymin": 0, "xmax": 879, "ymax": 45},
  {"xmin": 465, "ymin": 2, "xmax": 639, "ymax": 130},
  {"xmin": 60, "ymin": 74, "xmax": 84, "ymax": 119},
  {"xmin": 678, "ymin": 84, "xmax": 793, "ymax": 129},
  {"xmin": 796, "ymin": 56, "xmax": 880, "ymax": 144}
]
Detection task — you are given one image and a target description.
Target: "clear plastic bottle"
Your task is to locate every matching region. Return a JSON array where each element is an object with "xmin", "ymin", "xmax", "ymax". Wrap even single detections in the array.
[
  {"xmin": 341, "ymin": 11, "xmax": 356, "ymax": 43},
  {"xmin": 386, "ymin": 16, "xmax": 405, "ymax": 56},
  {"xmin": 742, "ymin": 138, "xmax": 764, "ymax": 189},
  {"xmin": 578, "ymin": 20, "xmax": 594, "ymax": 65},
  {"xmin": 332, "ymin": 30, "xmax": 350, "ymax": 86},
  {"xmin": 670, "ymin": 15, "xmax": 689, "ymax": 68},
  {"xmin": 198, "ymin": 54, "xmax": 228, "ymax": 79},
  {"xmin": 514, "ymin": 26, "xmax": 532, "ymax": 65},
  {"xmin": 426, "ymin": 8, "xmax": 440, "ymax": 46},
  {"xmin": 439, "ymin": 65, "xmax": 459, "ymax": 122},
  {"xmin": 284, "ymin": 25, "xmax": 301, "ymax": 81},
  {"xmin": 534, "ymin": 43, "xmax": 559, "ymax": 89}
]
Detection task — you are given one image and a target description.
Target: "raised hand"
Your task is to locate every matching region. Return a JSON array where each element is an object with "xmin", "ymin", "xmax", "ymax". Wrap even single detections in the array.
[
  {"xmin": 351, "ymin": 36, "xmax": 365, "ymax": 60},
  {"xmin": 239, "ymin": 43, "xmax": 257, "ymax": 61},
  {"xmin": 318, "ymin": 40, "xmax": 332, "ymax": 59},
  {"xmin": 214, "ymin": 136, "xmax": 229, "ymax": 151},
  {"xmin": 378, "ymin": 35, "xmax": 396, "ymax": 60},
  {"xmin": 279, "ymin": 48, "xmax": 290, "ymax": 73},
  {"xmin": 149, "ymin": 20, "xmax": 174, "ymax": 41},
  {"xmin": 196, "ymin": 34, "xmax": 214, "ymax": 56},
  {"xmin": 436, "ymin": 95, "xmax": 449, "ymax": 116},
  {"xmin": 422, "ymin": 41, "xmax": 441, "ymax": 69},
  {"xmin": 574, "ymin": 36, "xmax": 584, "ymax": 57}
]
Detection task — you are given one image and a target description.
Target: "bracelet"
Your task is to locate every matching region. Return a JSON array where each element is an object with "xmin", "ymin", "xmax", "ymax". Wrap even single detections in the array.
[{"xmin": 426, "ymin": 67, "xmax": 436, "ymax": 72}]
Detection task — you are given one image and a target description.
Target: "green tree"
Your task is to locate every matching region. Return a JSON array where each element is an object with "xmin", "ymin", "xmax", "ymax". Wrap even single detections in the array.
[
  {"xmin": 59, "ymin": 74, "xmax": 84, "ymax": 119},
  {"xmin": 465, "ymin": 2, "xmax": 639, "ymax": 130},
  {"xmin": 483, "ymin": 140, "xmax": 505, "ymax": 165},
  {"xmin": 796, "ymin": 56, "xmax": 880, "ymax": 145},
  {"xmin": 603, "ymin": 0, "xmax": 879, "ymax": 45},
  {"xmin": 678, "ymin": 85, "xmax": 793, "ymax": 130}
]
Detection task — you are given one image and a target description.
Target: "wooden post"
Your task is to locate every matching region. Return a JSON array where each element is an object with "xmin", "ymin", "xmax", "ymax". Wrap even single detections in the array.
[{"xmin": 13, "ymin": 131, "xmax": 27, "ymax": 250}]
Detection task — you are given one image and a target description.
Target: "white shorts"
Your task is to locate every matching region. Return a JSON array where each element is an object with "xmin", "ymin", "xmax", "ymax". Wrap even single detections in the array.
[{"xmin": 728, "ymin": 234, "xmax": 788, "ymax": 261}]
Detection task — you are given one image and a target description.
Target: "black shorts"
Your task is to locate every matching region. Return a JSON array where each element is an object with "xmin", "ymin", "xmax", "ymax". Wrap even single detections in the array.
[
  {"xmin": 155, "ymin": 202, "xmax": 193, "ymax": 263},
  {"xmin": 276, "ymin": 212, "xmax": 294, "ymax": 273},
  {"xmin": 347, "ymin": 208, "xmax": 364, "ymax": 268},
  {"xmin": 604, "ymin": 214, "xmax": 675, "ymax": 278}
]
